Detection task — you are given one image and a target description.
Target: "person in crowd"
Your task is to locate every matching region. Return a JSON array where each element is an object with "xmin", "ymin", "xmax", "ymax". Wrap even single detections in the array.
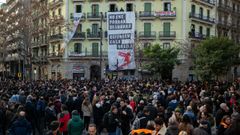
[
  {"xmin": 67, "ymin": 110, "xmax": 84, "ymax": 135},
  {"xmin": 151, "ymin": 118, "xmax": 164, "ymax": 135},
  {"xmin": 183, "ymin": 106, "xmax": 196, "ymax": 124},
  {"xmin": 216, "ymin": 103, "xmax": 230, "ymax": 128},
  {"xmin": 119, "ymin": 100, "xmax": 134, "ymax": 135},
  {"xmin": 46, "ymin": 121, "xmax": 61, "ymax": 135},
  {"xmin": 165, "ymin": 118, "xmax": 179, "ymax": 135},
  {"xmin": 178, "ymin": 115, "xmax": 193, "ymax": 135},
  {"xmin": 82, "ymin": 98, "xmax": 93, "ymax": 131},
  {"xmin": 223, "ymin": 115, "xmax": 240, "ymax": 135},
  {"xmin": 217, "ymin": 115, "xmax": 231, "ymax": 135},
  {"xmin": 87, "ymin": 124, "xmax": 98, "ymax": 135},
  {"xmin": 58, "ymin": 105, "xmax": 70, "ymax": 135},
  {"xmin": 193, "ymin": 120, "xmax": 210, "ymax": 135},
  {"xmin": 45, "ymin": 102, "xmax": 57, "ymax": 129},
  {"xmin": 102, "ymin": 105, "xmax": 121, "ymax": 135},
  {"xmin": 8, "ymin": 111, "xmax": 32, "ymax": 135}
]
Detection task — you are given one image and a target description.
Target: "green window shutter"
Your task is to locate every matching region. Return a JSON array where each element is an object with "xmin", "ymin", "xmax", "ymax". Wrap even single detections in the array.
[
  {"xmin": 144, "ymin": 23, "xmax": 151, "ymax": 36},
  {"xmin": 74, "ymin": 43, "xmax": 82, "ymax": 53},
  {"xmin": 206, "ymin": 28, "xmax": 210, "ymax": 37},
  {"xmin": 92, "ymin": 24, "xmax": 99, "ymax": 35},
  {"xmin": 92, "ymin": 43, "xmax": 99, "ymax": 57},
  {"xmin": 163, "ymin": 22, "xmax": 170, "ymax": 36},
  {"xmin": 92, "ymin": 4, "xmax": 99, "ymax": 15},
  {"xmin": 144, "ymin": 3, "xmax": 152, "ymax": 12},
  {"xmin": 191, "ymin": 5, "xmax": 195, "ymax": 14}
]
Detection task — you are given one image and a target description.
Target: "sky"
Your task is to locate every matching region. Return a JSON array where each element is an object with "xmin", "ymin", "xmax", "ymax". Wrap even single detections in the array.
[{"xmin": 0, "ymin": 0, "xmax": 6, "ymax": 4}]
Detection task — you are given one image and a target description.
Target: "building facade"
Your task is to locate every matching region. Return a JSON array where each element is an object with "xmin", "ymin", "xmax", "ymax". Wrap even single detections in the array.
[
  {"xmin": 216, "ymin": 0, "xmax": 240, "ymax": 80},
  {"xmin": 44, "ymin": 0, "xmax": 218, "ymax": 81}
]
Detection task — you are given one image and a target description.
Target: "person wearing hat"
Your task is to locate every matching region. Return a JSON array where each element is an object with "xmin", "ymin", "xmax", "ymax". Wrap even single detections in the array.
[
  {"xmin": 168, "ymin": 108, "xmax": 182, "ymax": 126},
  {"xmin": 67, "ymin": 110, "xmax": 84, "ymax": 135},
  {"xmin": 216, "ymin": 103, "xmax": 230, "ymax": 128}
]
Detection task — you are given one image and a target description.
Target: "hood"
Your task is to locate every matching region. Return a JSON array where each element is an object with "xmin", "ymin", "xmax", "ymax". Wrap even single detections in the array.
[{"xmin": 72, "ymin": 115, "xmax": 81, "ymax": 122}]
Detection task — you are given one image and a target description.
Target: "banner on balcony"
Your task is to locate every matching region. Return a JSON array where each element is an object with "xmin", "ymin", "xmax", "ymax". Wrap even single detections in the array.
[
  {"xmin": 107, "ymin": 12, "xmax": 136, "ymax": 71},
  {"xmin": 63, "ymin": 13, "xmax": 82, "ymax": 48}
]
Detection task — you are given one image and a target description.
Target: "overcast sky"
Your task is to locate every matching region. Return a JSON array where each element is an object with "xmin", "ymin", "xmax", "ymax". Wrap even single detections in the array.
[{"xmin": 0, "ymin": 0, "xmax": 6, "ymax": 4}]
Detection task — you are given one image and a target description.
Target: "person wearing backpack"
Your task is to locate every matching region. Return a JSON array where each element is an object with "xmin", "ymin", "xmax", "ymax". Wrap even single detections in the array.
[
  {"xmin": 102, "ymin": 105, "xmax": 121, "ymax": 135},
  {"xmin": 58, "ymin": 105, "xmax": 70, "ymax": 135},
  {"xmin": 132, "ymin": 107, "xmax": 150, "ymax": 130}
]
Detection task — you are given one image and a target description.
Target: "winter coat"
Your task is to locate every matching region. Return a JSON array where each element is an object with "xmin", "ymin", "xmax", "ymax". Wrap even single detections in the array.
[
  {"xmin": 59, "ymin": 111, "xmax": 70, "ymax": 133},
  {"xmin": 67, "ymin": 114, "xmax": 84, "ymax": 135},
  {"xmin": 81, "ymin": 104, "xmax": 92, "ymax": 117},
  {"xmin": 93, "ymin": 104, "xmax": 104, "ymax": 126},
  {"xmin": 103, "ymin": 112, "xmax": 120, "ymax": 133},
  {"xmin": 165, "ymin": 124, "xmax": 179, "ymax": 135},
  {"xmin": 45, "ymin": 107, "xmax": 57, "ymax": 126},
  {"xmin": 193, "ymin": 127, "xmax": 209, "ymax": 135},
  {"xmin": 8, "ymin": 117, "xmax": 32, "ymax": 135},
  {"xmin": 36, "ymin": 100, "xmax": 46, "ymax": 117},
  {"xmin": 216, "ymin": 109, "xmax": 228, "ymax": 127}
]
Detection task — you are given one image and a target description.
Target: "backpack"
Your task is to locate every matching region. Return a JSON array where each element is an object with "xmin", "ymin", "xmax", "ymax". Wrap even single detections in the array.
[{"xmin": 131, "ymin": 116, "xmax": 146, "ymax": 130}]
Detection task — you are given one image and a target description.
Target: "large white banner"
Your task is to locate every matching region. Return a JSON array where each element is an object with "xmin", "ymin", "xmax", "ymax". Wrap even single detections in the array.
[{"xmin": 107, "ymin": 12, "xmax": 136, "ymax": 71}]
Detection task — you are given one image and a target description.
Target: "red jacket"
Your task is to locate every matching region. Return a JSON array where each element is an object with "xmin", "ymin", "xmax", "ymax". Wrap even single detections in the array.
[{"xmin": 59, "ymin": 112, "xmax": 70, "ymax": 132}]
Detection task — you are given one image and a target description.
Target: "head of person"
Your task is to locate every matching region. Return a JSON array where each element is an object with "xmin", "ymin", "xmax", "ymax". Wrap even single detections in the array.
[
  {"xmin": 182, "ymin": 115, "xmax": 191, "ymax": 124},
  {"xmin": 61, "ymin": 104, "xmax": 68, "ymax": 111},
  {"xmin": 220, "ymin": 103, "xmax": 229, "ymax": 112},
  {"xmin": 111, "ymin": 105, "xmax": 118, "ymax": 114},
  {"xmin": 154, "ymin": 118, "xmax": 164, "ymax": 131},
  {"xmin": 222, "ymin": 115, "xmax": 231, "ymax": 125},
  {"xmin": 18, "ymin": 111, "xmax": 26, "ymax": 118},
  {"xmin": 175, "ymin": 108, "xmax": 181, "ymax": 117},
  {"xmin": 120, "ymin": 100, "xmax": 126, "ymax": 108},
  {"xmin": 199, "ymin": 120, "xmax": 208, "ymax": 129},
  {"xmin": 88, "ymin": 124, "xmax": 97, "ymax": 135},
  {"xmin": 143, "ymin": 107, "xmax": 150, "ymax": 116},
  {"xmin": 71, "ymin": 110, "xmax": 79, "ymax": 116},
  {"xmin": 178, "ymin": 131, "xmax": 188, "ymax": 135},
  {"xmin": 50, "ymin": 121, "xmax": 60, "ymax": 132},
  {"xmin": 186, "ymin": 106, "xmax": 192, "ymax": 112},
  {"xmin": 146, "ymin": 120, "xmax": 155, "ymax": 130}
]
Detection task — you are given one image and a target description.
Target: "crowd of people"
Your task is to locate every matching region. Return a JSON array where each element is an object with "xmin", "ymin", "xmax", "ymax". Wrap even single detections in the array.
[{"xmin": 0, "ymin": 78, "xmax": 239, "ymax": 135}]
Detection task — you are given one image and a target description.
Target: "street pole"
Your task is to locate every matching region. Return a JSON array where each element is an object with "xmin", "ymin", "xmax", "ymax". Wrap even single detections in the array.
[{"xmin": 100, "ymin": 12, "xmax": 103, "ymax": 80}]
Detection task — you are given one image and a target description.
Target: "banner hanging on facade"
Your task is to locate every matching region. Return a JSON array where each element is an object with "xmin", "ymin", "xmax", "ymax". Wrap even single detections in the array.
[
  {"xmin": 63, "ymin": 13, "xmax": 82, "ymax": 48},
  {"xmin": 107, "ymin": 12, "xmax": 136, "ymax": 71}
]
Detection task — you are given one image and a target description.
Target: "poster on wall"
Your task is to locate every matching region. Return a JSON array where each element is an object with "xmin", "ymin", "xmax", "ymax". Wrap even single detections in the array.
[{"xmin": 107, "ymin": 12, "xmax": 136, "ymax": 71}]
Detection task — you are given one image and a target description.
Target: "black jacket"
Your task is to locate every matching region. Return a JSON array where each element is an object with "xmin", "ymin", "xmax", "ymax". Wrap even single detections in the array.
[
  {"xmin": 103, "ymin": 112, "xmax": 120, "ymax": 132},
  {"xmin": 9, "ymin": 117, "xmax": 32, "ymax": 135}
]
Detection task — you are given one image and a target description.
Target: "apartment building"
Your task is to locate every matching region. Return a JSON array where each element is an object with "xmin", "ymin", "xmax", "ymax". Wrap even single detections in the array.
[
  {"xmin": 31, "ymin": 0, "xmax": 49, "ymax": 80},
  {"xmin": 45, "ymin": 0, "xmax": 216, "ymax": 81},
  {"xmin": 216, "ymin": 0, "xmax": 240, "ymax": 79}
]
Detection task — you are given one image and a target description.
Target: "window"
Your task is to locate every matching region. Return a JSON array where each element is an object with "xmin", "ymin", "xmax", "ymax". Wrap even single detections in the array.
[
  {"xmin": 206, "ymin": 28, "xmax": 210, "ymax": 37},
  {"xmin": 164, "ymin": 2, "xmax": 171, "ymax": 11},
  {"xmin": 74, "ymin": 43, "xmax": 82, "ymax": 53},
  {"xmin": 144, "ymin": 23, "xmax": 151, "ymax": 36},
  {"xmin": 144, "ymin": 42, "xmax": 151, "ymax": 48},
  {"xmin": 199, "ymin": 26, "xmax": 203, "ymax": 35},
  {"xmin": 58, "ymin": 44, "xmax": 61, "ymax": 51},
  {"xmin": 92, "ymin": 24, "xmax": 99, "ymax": 35},
  {"xmin": 207, "ymin": 10, "xmax": 210, "ymax": 19},
  {"xmin": 92, "ymin": 4, "xmax": 99, "ymax": 15},
  {"xmin": 110, "ymin": 4, "xmax": 117, "ymax": 12},
  {"xmin": 126, "ymin": 3, "xmax": 133, "ymax": 11},
  {"xmin": 191, "ymin": 5, "xmax": 195, "ymax": 14},
  {"xmin": 58, "ymin": 26, "xmax": 61, "ymax": 34},
  {"xmin": 199, "ymin": 7, "xmax": 203, "ymax": 18},
  {"xmin": 92, "ymin": 43, "xmax": 99, "ymax": 56},
  {"xmin": 76, "ymin": 5, "xmax": 82, "ymax": 13},
  {"xmin": 163, "ymin": 22, "xmax": 171, "ymax": 36},
  {"xmin": 163, "ymin": 43, "xmax": 170, "ymax": 49},
  {"xmin": 58, "ymin": 8, "xmax": 61, "ymax": 16},
  {"xmin": 52, "ymin": 45, "xmax": 55, "ymax": 52},
  {"xmin": 144, "ymin": 3, "xmax": 152, "ymax": 12}
]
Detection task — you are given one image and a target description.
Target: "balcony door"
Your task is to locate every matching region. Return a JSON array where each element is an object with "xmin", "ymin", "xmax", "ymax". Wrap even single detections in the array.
[
  {"xmin": 191, "ymin": 5, "xmax": 195, "ymax": 14},
  {"xmin": 163, "ymin": 22, "xmax": 171, "ymax": 36},
  {"xmin": 144, "ymin": 3, "xmax": 152, "ymax": 15},
  {"xmin": 144, "ymin": 23, "xmax": 151, "ymax": 36},
  {"xmin": 199, "ymin": 7, "xmax": 203, "ymax": 19},
  {"xmin": 92, "ymin": 24, "xmax": 99, "ymax": 36},
  {"xmin": 92, "ymin": 43, "xmax": 99, "ymax": 57},
  {"xmin": 92, "ymin": 4, "xmax": 99, "ymax": 16},
  {"xmin": 74, "ymin": 43, "xmax": 82, "ymax": 54}
]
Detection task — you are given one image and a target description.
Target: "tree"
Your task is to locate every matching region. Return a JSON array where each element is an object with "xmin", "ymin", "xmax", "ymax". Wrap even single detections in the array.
[
  {"xmin": 143, "ymin": 44, "xmax": 180, "ymax": 80},
  {"xmin": 194, "ymin": 37, "xmax": 240, "ymax": 80}
]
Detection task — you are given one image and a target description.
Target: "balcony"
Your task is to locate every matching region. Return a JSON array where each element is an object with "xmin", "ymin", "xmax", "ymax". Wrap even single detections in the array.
[
  {"xmin": 70, "ymin": 13, "xmax": 86, "ymax": 21},
  {"xmin": 159, "ymin": 31, "xmax": 176, "ymax": 40},
  {"xmin": 68, "ymin": 51, "xmax": 108, "ymax": 59},
  {"xmin": 87, "ymin": 12, "xmax": 102, "ymax": 21},
  {"xmin": 189, "ymin": 13, "xmax": 215, "ymax": 25},
  {"xmin": 189, "ymin": 31, "xmax": 206, "ymax": 40},
  {"xmin": 139, "ymin": 31, "xmax": 156, "ymax": 40},
  {"xmin": 50, "ymin": 15, "xmax": 64, "ymax": 26},
  {"xmin": 49, "ymin": 34, "xmax": 63, "ymax": 42},
  {"xmin": 87, "ymin": 32, "xmax": 102, "ymax": 40},
  {"xmin": 139, "ymin": 11, "xmax": 156, "ymax": 20},
  {"xmin": 156, "ymin": 11, "xmax": 176, "ymax": 20},
  {"xmin": 192, "ymin": 0, "xmax": 215, "ymax": 8},
  {"xmin": 217, "ymin": 21, "xmax": 231, "ymax": 28},
  {"xmin": 49, "ymin": 0, "xmax": 63, "ymax": 9},
  {"xmin": 48, "ymin": 52, "xmax": 63, "ymax": 59},
  {"xmin": 218, "ymin": 4, "xmax": 232, "ymax": 12},
  {"xmin": 72, "ymin": 32, "xmax": 86, "ymax": 40}
]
